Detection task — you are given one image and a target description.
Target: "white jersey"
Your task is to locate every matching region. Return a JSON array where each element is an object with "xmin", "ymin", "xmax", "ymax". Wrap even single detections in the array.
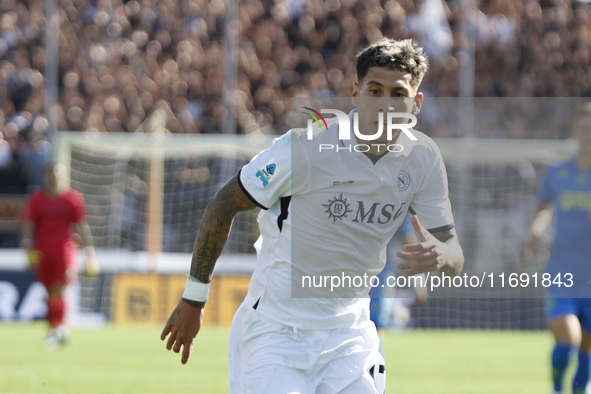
[{"xmin": 238, "ymin": 111, "xmax": 454, "ymax": 330}]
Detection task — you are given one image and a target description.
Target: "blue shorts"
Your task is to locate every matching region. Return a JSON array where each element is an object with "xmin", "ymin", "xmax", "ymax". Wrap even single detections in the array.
[{"xmin": 546, "ymin": 298, "xmax": 591, "ymax": 333}]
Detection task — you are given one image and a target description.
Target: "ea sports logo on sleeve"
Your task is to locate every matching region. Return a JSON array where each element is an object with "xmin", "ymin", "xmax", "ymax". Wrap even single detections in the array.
[{"xmin": 397, "ymin": 171, "xmax": 410, "ymax": 191}]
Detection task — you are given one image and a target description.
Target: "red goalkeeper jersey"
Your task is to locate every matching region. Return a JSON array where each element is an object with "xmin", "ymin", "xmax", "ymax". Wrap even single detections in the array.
[{"xmin": 23, "ymin": 188, "xmax": 87, "ymax": 252}]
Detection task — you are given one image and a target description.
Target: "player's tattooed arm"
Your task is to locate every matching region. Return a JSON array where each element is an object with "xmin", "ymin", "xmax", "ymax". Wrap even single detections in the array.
[
  {"xmin": 159, "ymin": 178, "xmax": 256, "ymax": 365},
  {"xmin": 190, "ymin": 174, "xmax": 258, "ymax": 283}
]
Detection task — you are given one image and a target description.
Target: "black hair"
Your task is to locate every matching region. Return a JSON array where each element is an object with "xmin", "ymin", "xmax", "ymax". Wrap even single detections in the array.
[{"xmin": 356, "ymin": 38, "xmax": 429, "ymax": 88}]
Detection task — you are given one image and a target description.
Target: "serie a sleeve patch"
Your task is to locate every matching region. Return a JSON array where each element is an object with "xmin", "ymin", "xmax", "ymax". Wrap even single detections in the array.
[{"xmin": 255, "ymin": 159, "xmax": 281, "ymax": 187}]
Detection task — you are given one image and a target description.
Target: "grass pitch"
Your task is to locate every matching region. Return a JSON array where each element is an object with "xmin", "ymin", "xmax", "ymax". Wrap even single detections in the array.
[{"xmin": 0, "ymin": 323, "xmax": 565, "ymax": 393}]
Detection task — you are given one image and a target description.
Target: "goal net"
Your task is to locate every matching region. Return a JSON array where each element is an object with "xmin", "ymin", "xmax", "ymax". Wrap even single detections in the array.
[
  {"xmin": 56, "ymin": 129, "xmax": 272, "ymax": 325},
  {"xmin": 57, "ymin": 131, "xmax": 272, "ymax": 254},
  {"xmin": 56, "ymin": 129, "xmax": 577, "ymax": 329}
]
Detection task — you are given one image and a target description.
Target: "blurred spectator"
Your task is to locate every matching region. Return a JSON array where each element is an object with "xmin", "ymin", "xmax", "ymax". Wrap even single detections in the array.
[
  {"xmin": 0, "ymin": 130, "xmax": 10, "ymax": 167},
  {"xmin": 0, "ymin": 122, "xmax": 27, "ymax": 193},
  {"xmin": 19, "ymin": 130, "xmax": 51, "ymax": 189}
]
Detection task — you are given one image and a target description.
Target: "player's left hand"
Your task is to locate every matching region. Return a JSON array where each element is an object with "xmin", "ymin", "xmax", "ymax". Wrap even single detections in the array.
[{"xmin": 396, "ymin": 215, "xmax": 453, "ymax": 276}]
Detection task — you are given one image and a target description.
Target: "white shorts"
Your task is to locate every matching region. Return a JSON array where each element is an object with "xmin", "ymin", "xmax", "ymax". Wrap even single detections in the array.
[{"xmin": 229, "ymin": 301, "xmax": 386, "ymax": 394}]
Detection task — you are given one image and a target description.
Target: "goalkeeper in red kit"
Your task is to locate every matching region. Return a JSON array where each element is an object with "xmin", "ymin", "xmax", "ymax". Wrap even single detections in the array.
[{"xmin": 21, "ymin": 163, "xmax": 98, "ymax": 349}]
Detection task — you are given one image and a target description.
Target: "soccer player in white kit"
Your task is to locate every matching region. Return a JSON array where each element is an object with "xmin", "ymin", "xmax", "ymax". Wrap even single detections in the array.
[{"xmin": 161, "ymin": 38, "xmax": 465, "ymax": 393}]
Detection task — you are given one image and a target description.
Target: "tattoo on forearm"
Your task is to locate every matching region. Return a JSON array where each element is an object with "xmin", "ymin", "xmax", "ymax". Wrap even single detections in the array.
[
  {"xmin": 189, "ymin": 175, "xmax": 257, "ymax": 282},
  {"xmin": 191, "ymin": 232, "xmax": 222, "ymax": 281}
]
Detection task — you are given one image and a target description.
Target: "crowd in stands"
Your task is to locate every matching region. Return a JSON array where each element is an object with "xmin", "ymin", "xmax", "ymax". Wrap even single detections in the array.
[{"xmin": 1, "ymin": 0, "xmax": 591, "ymax": 193}]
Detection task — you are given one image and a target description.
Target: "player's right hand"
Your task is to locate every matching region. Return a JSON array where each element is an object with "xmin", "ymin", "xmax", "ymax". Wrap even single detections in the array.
[{"xmin": 160, "ymin": 299, "xmax": 204, "ymax": 364}]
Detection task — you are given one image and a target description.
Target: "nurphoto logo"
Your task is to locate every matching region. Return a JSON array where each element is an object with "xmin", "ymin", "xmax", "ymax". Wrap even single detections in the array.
[{"xmin": 302, "ymin": 107, "xmax": 418, "ymax": 153}]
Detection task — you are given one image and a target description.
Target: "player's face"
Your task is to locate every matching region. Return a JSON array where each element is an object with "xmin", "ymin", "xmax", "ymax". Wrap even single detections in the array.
[
  {"xmin": 574, "ymin": 114, "xmax": 591, "ymax": 152},
  {"xmin": 352, "ymin": 67, "xmax": 423, "ymax": 144}
]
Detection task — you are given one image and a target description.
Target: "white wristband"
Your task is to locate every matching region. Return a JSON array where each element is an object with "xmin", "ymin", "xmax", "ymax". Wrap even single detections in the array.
[{"xmin": 182, "ymin": 275, "xmax": 210, "ymax": 302}]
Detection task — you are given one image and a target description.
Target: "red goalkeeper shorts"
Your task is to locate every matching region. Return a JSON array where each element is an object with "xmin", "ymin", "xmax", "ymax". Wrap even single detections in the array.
[{"xmin": 36, "ymin": 244, "xmax": 78, "ymax": 289}]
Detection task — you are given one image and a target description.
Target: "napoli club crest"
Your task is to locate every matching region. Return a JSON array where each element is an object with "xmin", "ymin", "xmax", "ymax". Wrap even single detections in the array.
[{"xmin": 397, "ymin": 171, "xmax": 410, "ymax": 191}]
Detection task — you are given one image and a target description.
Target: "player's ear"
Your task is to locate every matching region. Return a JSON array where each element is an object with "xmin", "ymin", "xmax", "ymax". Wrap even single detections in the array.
[
  {"xmin": 351, "ymin": 82, "xmax": 360, "ymax": 106},
  {"xmin": 412, "ymin": 93, "xmax": 424, "ymax": 116}
]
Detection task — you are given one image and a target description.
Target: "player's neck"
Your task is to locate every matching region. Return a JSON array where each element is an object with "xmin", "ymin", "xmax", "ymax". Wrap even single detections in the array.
[{"xmin": 576, "ymin": 149, "xmax": 591, "ymax": 171}]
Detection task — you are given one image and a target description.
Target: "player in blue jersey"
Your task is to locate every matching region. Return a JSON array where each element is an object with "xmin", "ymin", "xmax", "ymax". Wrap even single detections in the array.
[{"xmin": 527, "ymin": 103, "xmax": 591, "ymax": 394}]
